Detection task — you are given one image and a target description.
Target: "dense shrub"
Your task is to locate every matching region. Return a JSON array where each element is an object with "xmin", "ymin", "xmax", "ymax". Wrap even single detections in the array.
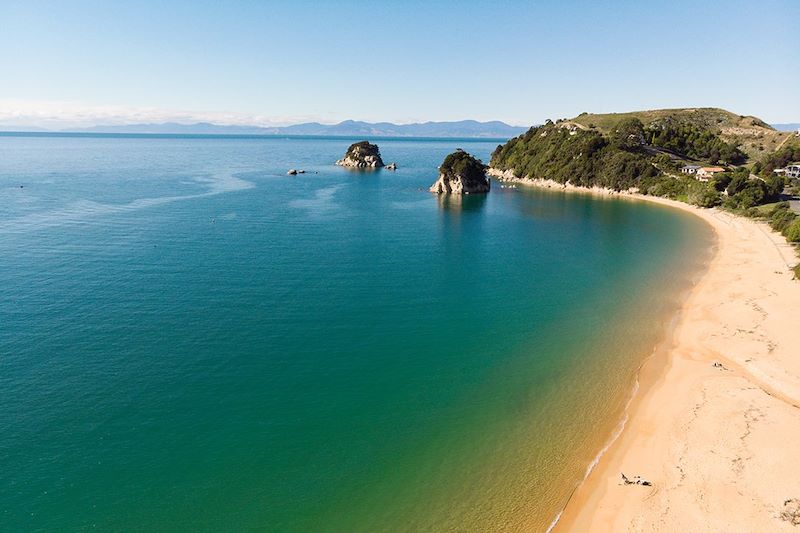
[
  {"xmin": 642, "ymin": 175, "xmax": 691, "ymax": 199},
  {"xmin": 765, "ymin": 175, "xmax": 787, "ymax": 198},
  {"xmin": 345, "ymin": 140, "xmax": 381, "ymax": 158},
  {"xmin": 757, "ymin": 145, "xmax": 800, "ymax": 177},
  {"xmin": 598, "ymin": 149, "xmax": 659, "ymax": 189},
  {"xmin": 785, "ymin": 218, "xmax": 800, "ymax": 243},
  {"xmin": 609, "ymin": 118, "xmax": 646, "ymax": 150},
  {"xmin": 721, "ymin": 167, "xmax": 781, "ymax": 209},
  {"xmin": 490, "ymin": 124, "xmax": 656, "ymax": 191},
  {"xmin": 647, "ymin": 122, "xmax": 746, "ymax": 165},
  {"xmin": 710, "ymin": 173, "xmax": 732, "ymax": 192},
  {"xmin": 687, "ymin": 181, "xmax": 722, "ymax": 207},
  {"xmin": 440, "ymin": 149, "xmax": 487, "ymax": 180},
  {"xmin": 759, "ymin": 203, "xmax": 800, "ymax": 243},
  {"xmin": 769, "ymin": 204, "xmax": 797, "ymax": 233}
]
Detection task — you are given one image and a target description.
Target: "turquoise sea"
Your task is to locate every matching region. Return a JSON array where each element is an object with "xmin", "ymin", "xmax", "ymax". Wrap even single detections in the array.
[{"xmin": 0, "ymin": 133, "xmax": 713, "ymax": 531}]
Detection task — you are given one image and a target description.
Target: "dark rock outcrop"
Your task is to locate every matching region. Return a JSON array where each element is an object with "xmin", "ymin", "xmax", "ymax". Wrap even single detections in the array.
[
  {"xmin": 429, "ymin": 149, "xmax": 490, "ymax": 194},
  {"xmin": 336, "ymin": 141, "xmax": 385, "ymax": 168}
]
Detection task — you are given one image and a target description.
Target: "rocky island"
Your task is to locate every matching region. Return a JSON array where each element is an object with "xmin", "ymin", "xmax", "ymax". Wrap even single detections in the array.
[
  {"xmin": 429, "ymin": 149, "xmax": 490, "ymax": 194},
  {"xmin": 336, "ymin": 141, "xmax": 385, "ymax": 168}
]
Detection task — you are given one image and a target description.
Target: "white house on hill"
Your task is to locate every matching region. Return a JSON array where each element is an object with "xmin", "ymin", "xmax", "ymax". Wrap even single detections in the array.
[{"xmin": 695, "ymin": 167, "xmax": 726, "ymax": 182}]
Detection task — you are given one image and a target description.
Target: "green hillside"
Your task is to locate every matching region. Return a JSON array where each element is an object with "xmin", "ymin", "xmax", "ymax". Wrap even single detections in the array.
[{"xmin": 490, "ymin": 109, "xmax": 790, "ymax": 211}]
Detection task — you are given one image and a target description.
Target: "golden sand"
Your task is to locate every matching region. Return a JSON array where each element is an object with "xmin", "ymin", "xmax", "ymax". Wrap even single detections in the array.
[{"xmin": 555, "ymin": 197, "xmax": 800, "ymax": 532}]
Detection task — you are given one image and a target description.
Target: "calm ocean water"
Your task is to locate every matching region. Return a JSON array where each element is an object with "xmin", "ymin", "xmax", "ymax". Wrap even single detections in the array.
[{"xmin": 0, "ymin": 134, "xmax": 712, "ymax": 531}]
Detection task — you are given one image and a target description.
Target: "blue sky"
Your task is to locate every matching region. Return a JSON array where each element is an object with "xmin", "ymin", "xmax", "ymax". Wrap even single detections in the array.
[{"xmin": 1, "ymin": 0, "xmax": 798, "ymax": 127}]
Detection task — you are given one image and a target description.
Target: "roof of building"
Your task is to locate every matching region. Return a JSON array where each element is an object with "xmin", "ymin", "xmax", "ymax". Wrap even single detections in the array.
[
  {"xmin": 699, "ymin": 166, "xmax": 725, "ymax": 172},
  {"xmin": 682, "ymin": 165, "xmax": 701, "ymax": 169}
]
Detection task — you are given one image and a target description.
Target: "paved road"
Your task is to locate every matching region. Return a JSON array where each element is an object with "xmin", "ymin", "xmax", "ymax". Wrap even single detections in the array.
[{"xmin": 790, "ymin": 198, "xmax": 800, "ymax": 214}]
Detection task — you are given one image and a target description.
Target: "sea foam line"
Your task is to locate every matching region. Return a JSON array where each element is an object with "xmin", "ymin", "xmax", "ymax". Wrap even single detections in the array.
[
  {"xmin": 0, "ymin": 172, "xmax": 253, "ymax": 234},
  {"xmin": 545, "ymin": 357, "xmax": 645, "ymax": 533}
]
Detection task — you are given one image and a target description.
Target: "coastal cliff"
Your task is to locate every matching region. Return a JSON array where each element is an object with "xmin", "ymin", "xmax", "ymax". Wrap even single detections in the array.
[
  {"xmin": 430, "ymin": 149, "xmax": 490, "ymax": 194},
  {"xmin": 336, "ymin": 141, "xmax": 385, "ymax": 168}
]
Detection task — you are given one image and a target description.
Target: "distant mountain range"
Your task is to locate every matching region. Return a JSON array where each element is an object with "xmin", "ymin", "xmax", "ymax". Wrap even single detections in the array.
[
  {"xmin": 772, "ymin": 123, "xmax": 800, "ymax": 132},
  {"xmin": 0, "ymin": 120, "xmax": 529, "ymax": 138},
  {"xmin": 4, "ymin": 118, "xmax": 795, "ymax": 137}
]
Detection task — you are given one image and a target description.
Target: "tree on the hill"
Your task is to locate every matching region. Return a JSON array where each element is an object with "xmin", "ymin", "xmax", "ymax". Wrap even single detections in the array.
[{"xmin": 610, "ymin": 118, "xmax": 646, "ymax": 151}]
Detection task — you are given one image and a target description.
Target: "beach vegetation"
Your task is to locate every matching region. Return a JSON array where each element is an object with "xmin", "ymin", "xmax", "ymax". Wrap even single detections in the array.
[
  {"xmin": 785, "ymin": 218, "xmax": 800, "ymax": 243},
  {"xmin": 750, "ymin": 202, "xmax": 800, "ymax": 244},
  {"xmin": 769, "ymin": 204, "xmax": 798, "ymax": 233},
  {"xmin": 640, "ymin": 175, "xmax": 691, "ymax": 199},
  {"xmin": 687, "ymin": 181, "xmax": 722, "ymax": 208}
]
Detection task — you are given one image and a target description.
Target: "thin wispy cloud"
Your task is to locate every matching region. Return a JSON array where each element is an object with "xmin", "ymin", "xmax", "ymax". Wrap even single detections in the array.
[{"xmin": 0, "ymin": 99, "xmax": 330, "ymax": 129}]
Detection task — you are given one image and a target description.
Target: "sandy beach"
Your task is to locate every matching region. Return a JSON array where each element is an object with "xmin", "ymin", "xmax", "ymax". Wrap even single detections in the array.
[{"xmin": 529, "ymin": 186, "xmax": 800, "ymax": 530}]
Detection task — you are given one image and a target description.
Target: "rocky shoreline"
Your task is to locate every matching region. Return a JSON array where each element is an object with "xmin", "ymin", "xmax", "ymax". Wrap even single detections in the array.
[{"xmin": 487, "ymin": 167, "xmax": 641, "ymax": 197}]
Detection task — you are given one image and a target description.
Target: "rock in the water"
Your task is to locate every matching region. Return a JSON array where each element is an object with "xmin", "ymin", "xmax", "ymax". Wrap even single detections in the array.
[
  {"xmin": 287, "ymin": 169, "xmax": 298, "ymax": 175},
  {"xmin": 336, "ymin": 141, "xmax": 385, "ymax": 168},
  {"xmin": 429, "ymin": 149, "xmax": 489, "ymax": 194},
  {"xmin": 385, "ymin": 162, "xmax": 397, "ymax": 170}
]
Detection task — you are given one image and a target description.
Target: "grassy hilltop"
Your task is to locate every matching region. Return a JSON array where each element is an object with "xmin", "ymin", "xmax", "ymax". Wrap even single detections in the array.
[
  {"xmin": 566, "ymin": 107, "xmax": 792, "ymax": 160},
  {"xmin": 568, "ymin": 107, "xmax": 770, "ymax": 132}
]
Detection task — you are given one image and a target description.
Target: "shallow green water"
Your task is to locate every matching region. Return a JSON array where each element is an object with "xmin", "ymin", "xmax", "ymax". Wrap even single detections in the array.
[{"xmin": 0, "ymin": 134, "xmax": 712, "ymax": 531}]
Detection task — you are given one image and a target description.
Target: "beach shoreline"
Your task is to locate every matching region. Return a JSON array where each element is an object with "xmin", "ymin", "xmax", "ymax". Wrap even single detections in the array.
[{"xmin": 490, "ymin": 172, "xmax": 800, "ymax": 532}]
